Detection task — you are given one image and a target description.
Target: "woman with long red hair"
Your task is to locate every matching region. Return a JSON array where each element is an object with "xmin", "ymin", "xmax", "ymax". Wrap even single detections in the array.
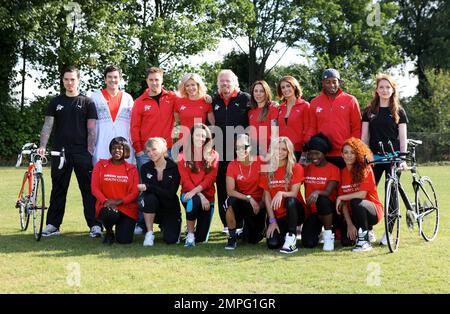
[{"xmin": 336, "ymin": 138, "xmax": 383, "ymax": 252}]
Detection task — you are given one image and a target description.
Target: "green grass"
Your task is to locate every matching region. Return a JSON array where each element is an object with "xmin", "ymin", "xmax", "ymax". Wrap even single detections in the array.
[{"xmin": 0, "ymin": 166, "xmax": 449, "ymax": 293}]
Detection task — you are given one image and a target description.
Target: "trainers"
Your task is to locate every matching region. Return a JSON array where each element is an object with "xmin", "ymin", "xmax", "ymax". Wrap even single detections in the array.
[
  {"xmin": 368, "ymin": 230, "xmax": 376, "ymax": 244},
  {"xmin": 379, "ymin": 232, "xmax": 391, "ymax": 246},
  {"xmin": 322, "ymin": 230, "xmax": 335, "ymax": 251},
  {"xmin": 318, "ymin": 227, "xmax": 325, "ymax": 243},
  {"xmin": 280, "ymin": 233, "xmax": 298, "ymax": 254},
  {"xmin": 134, "ymin": 225, "xmax": 144, "ymax": 235},
  {"xmin": 352, "ymin": 228, "xmax": 373, "ymax": 252},
  {"xmin": 89, "ymin": 225, "xmax": 102, "ymax": 238},
  {"xmin": 42, "ymin": 224, "xmax": 60, "ymax": 237},
  {"xmin": 222, "ymin": 227, "xmax": 229, "ymax": 235},
  {"xmin": 184, "ymin": 232, "xmax": 195, "ymax": 247},
  {"xmin": 225, "ymin": 237, "xmax": 237, "ymax": 250},
  {"xmin": 102, "ymin": 231, "xmax": 115, "ymax": 245},
  {"xmin": 143, "ymin": 231, "xmax": 155, "ymax": 247}
]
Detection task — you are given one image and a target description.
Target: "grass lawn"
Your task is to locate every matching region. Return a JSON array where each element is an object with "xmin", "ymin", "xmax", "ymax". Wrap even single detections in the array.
[{"xmin": 0, "ymin": 166, "xmax": 448, "ymax": 294}]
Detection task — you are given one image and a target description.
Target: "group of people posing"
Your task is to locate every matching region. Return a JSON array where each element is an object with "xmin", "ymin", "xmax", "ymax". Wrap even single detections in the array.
[{"xmin": 36, "ymin": 65, "xmax": 408, "ymax": 254}]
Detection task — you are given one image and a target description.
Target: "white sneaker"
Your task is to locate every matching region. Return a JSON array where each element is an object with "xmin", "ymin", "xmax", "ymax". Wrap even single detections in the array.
[
  {"xmin": 222, "ymin": 227, "xmax": 229, "ymax": 235},
  {"xmin": 42, "ymin": 224, "xmax": 60, "ymax": 237},
  {"xmin": 379, "ymin": 232, "xmax": 391, "ymax": 246},
  {"xmin": 318, "ymin": 227, "xmax": 325, "ymax": 243},
  {"xmin": 143, "ymin": 231, "xmax": 155, "ymax": 247},
  {"xmin": 134, "ymin": 225, "xmax": 144, "ymax": 235},
  {"xmin": 89, "ymin": 225, "xmax": 102, "ymax": 238},
  {"xmin": 368, "ymin": 230, "xmax": 376, "ymax": 243},
  {"xmin": 352, "ymin": 228, "xmax": 373, "ymax": 252},
  {"xmin": 185, "ymin": 232, "xmax": 195, "ymax": 247},
  {"xmin": 322, "ymin": 230, "xmax": 335, "ymax": 251},
  {"xmin": 280, "ymin": 233, "xmax": 298, "ymax": 254}
]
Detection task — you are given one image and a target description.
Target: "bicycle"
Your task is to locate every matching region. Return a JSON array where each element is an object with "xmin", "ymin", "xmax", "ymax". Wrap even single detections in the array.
[
  {"xmin": 15, "ymin": 143, "xmax": 65, "ymax": 241},
  {"xmin": 368, "ymin": 139, "xmax": 439, "ymax": 253}
]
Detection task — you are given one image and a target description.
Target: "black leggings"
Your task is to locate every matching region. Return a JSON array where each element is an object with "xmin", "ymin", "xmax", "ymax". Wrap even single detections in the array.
[
  {"xmin": 181, "ymin": 195, "xmax": 214, "ymax": 243},
  {"xmin": 140, "ymin": 193, "xmax": 181, "ymax": 244},
  {"xmin": 301, "ymin": 196, "xmax": 336, "ymax": 248},
  {"xmin": 340, "ymin": 198, "xmax": 378, "ymax": 246},
  {"xmin": 267, "ymin": 197, "xmax": 304, "ymax": 249},
  {"xmin": 99, "ymin": 207, "xmax": 135, "ymax": 244},
  {"xmin": 224, "ymin": 197, "xmax": 266, "ymax": 244}
]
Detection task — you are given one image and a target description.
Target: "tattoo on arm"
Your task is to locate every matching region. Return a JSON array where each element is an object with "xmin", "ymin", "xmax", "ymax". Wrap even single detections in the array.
[
  {"xmin": 87, "ymin": 119, "xmax": 96, "ymax": 154},
  {"xmin": 40, "ymin": 116, "xmax": 54, "ymax": 148}
]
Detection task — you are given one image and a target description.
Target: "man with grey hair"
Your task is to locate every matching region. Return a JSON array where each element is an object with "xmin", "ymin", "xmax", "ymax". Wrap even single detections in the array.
[{"xmin": 212, "ymin": 69, "xmax": 250, "ymax": 233}]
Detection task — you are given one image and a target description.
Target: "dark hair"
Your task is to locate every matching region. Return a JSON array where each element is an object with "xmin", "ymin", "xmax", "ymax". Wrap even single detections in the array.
[
  {"xmin": 109, "ymin": 137, "xmax": 131, "ymax": 160},
  {"xmin": 249, "ymin": 80, "xmax": 272, "ymax": 122},
  {"xmin": 61, "ymin": 65, "xmax": 80, "ymax": 79},
  {"xmin": 103, "ymin": 65, "xmax": 122, "ymax": 79},
  {"xmin": 303, "ymin": 132, "xmax": 332, "ymax": 154},
  {"xmin": 185, "ymin": 123, "xmax": 214, "ymax": 174}
]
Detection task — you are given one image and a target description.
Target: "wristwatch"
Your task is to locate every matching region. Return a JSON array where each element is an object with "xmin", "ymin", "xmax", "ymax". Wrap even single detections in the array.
[{"xmin": 246, "ymin": 195, "xmax": 252, "ymax": 202}]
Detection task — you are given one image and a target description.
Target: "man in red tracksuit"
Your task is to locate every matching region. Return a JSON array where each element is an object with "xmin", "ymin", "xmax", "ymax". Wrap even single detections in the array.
[
  {"xmin": 130, "ymin": 67, "xmax": 177, "ymax": 233},
  {"xmin": 307, "ymin": 69, "xmax": 361, "ymax": 169}
]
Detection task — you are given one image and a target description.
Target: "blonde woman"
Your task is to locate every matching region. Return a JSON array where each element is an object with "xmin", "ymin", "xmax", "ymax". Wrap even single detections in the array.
[
  {"xmin": 259, "ymin": 136, "xmax": 306, "ymax": 253},
  {"xmin": 175, "ymin": 73, "xmax": 215, "ymax": 142},
  {"xmin": 137, "ymin": 137, "xmax": 181, "ymax": 246}
]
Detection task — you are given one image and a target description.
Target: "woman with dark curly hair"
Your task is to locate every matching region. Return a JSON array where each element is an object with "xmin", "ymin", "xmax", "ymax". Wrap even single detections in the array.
[{"xmin": 336, "ymin": 138, "xmax": 383, "ymax": 252}]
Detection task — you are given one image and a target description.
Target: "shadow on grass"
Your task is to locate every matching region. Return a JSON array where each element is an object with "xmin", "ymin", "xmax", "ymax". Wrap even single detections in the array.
[{"xmin": 0, "ymin": 230, "xmax": 390, "ymax": 259}]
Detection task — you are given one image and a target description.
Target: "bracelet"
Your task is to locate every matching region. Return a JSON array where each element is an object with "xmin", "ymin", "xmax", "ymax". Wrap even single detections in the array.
[{"xmin": 269, "ymin": 217, "xmax": 277, "ymax": 224}]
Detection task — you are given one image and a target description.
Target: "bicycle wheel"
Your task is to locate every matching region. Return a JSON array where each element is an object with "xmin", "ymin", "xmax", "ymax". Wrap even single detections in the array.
[
  {"xmin": 415, "ymin": 176, "xmax": 439, "ymax": 241},
  {"xmin": 32, "ymin": 173, "xmax": 46, "ymax": 241},
  {"xmin": 17, "ymin": 172, "xmax": 31, "ymax": 231},
  {"xmin": 384, "ymin": 178, "xmax": 400, "ymax": 252}
]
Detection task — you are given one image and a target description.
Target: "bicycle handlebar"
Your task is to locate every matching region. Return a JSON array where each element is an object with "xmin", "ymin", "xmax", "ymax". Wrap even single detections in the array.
[
  {"xmin": 16, "ymin": 146, "xmax": 66, "ymax": 170},
  {"xmin": 366, "ymin": 139, "xmax": 422, "ymax": 166}
]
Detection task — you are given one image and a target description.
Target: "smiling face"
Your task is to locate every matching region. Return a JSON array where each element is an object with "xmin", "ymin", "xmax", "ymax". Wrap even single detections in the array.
[
  {"xmin": 252, "ymin": 83, "xmax": 267, "ymax": 106},
  {"xmin": 146, "ymin": 72, "xmax": 163, "ymax": 96},
  {"xmin": 280, "ymin": 81, "xmax": 294, "ymax": 99},
  {"xmin": 278, "ymin": 141, "xmax": 288, "ymax": 161},
  {"xmin": 185, "ymin": 79, "xmax": 199, "ymax": 98},
  {"xmin": 322, "ymin": 77, "xmax": 340, "ymax": 96},
  {"xmin": 148, "ymin": 145, "xmax": 163, "ymax": 163},
  {"xmin": 111, "ymin": 143, "xmax": 124, "ymax": 161},
  {"xmin": 236, "ymin": 137, "xmax": 251, "ymax": 161},
  {"xmin": 342, "ymin": 144, "xmax": 356, "ymax": 166},
  {"xmin": 63, "ymin": 71, "xmax": 79, "ymax": 95},
  {"xmin": 218, "ymin": 72, "xmax": 234, "ymax": 97},
  {"xmin": 308, "ymin": 150, "xmax": 326, "ymax": 166},
  {"xmin": 193, "ymin": 127, "xmax": 207, "ymax": 148},
  {"xmin": 376, "ymin": 79, "xmax": 394, "ymax": 103},
  {"xmin": 105, "ymin": 70, "xmax": 121, "ymax": 92}
]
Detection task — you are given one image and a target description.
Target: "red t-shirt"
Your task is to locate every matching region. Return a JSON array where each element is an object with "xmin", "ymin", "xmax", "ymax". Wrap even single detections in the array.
[
  {"xmin": 339, "ymin": 166, "xmax": 383, "ymax": 222},
  {"xmin": 259, "ymin": 163, "xmax": 305, "ymax": 218},
  {"xmin": 226, "ymin": 158, "xmax": 264, "ymax": 202},
  {"xmin": 304, "ymin": 162, "xmax": 340, "ymax": 215},
  {"xmin": 248, "ymin": 105, "xmax": 279, "ymax": 150},
  {"xmin": 175, "ymin": 97, "xmax": 212, "ymax": 140},
  {"xmin": 91, "ymin": 159, "xmax": 139, "ymax": 220},
  {"xmin": 101, "ymin": 89, "xmax": 123, "ymax": 122}
]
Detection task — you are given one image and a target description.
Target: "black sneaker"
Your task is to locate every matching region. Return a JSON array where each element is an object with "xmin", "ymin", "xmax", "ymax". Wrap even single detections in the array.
[
  {"xmin": 103, "ymin": 232, "xmax": 115, "ymax": 245},
  {"xmin": 225, "ymin": 237, "xmax": 237, "ymax": 250}
]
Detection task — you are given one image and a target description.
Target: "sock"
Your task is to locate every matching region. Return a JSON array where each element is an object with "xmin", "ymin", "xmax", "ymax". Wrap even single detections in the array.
[{"xmin": 228, "ymin": 228, "xmax": 236, "ymax": 239}]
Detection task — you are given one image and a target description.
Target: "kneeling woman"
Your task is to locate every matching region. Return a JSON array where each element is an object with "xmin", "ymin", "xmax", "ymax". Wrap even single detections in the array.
[
  {"xmin": 259, "ymin": 136, "xmax": 305, "ymax": 254},
  {"xmin": 301, "ymin": 133, "xmax": 340, "ymax": 251},
  {"xmin": 138, "ymin": 137, "xmax": 182, "ymax": 246},
  {"xmin": 91, "ymin": 137, "xmax": 139, "ymax": 244},
  {"xmin": 337, "ymin": 137, "xmax": 383, "ymax": 252},
  {"xmin": 178, "ymin": 123, "xmax": 219, "ymax": 247},
  {"xmin": 224, "ymin": 134, "xmax": 266, "ymax": 250}
]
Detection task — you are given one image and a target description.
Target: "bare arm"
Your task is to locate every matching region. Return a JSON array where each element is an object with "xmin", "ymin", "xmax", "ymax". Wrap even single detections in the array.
[
  {"xmin": 207, "ymin": 112, "xmax": 215, "ymax": 126},
  {"xmin": 87, "ymin": 119, "xmax": 96, "ymax": 155},
  {"xmin": 38, "ymin": 116, "xmax": 54, "ymax": 155},
  {"xmin": 398, "ymin": 123, "xmax": 407, "ymax": 152},
  {"xmin": 361, "ymin": 121, "xmax": 370, "ymax": 146}
]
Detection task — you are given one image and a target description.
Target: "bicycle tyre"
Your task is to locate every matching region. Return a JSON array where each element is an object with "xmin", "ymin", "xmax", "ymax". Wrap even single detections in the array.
[
  {"xmin": 415, "ymin": 176, "xmax": 439, "ymax": 241},
  {"xmin": 33, "ymin": 173, "xmax": 45, "ymax": 241},
  {"xmin": 18, "ymin": 172, "xmax": 31, "ymax": 231},
  {"xmin": 384, "ymin": 178, "xmax": 400, "ymax": 252}
]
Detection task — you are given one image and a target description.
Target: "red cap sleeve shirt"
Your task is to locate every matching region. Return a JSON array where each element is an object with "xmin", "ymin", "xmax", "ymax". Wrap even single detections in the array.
[
  {"xmin": 259, "ymin": 163, "xmax": 305, "ymax": 219},
  {"xmin": 338, "ymin": 166, "xmax": 383, "ymax": 222},
  {"xmin": 248, "ymin": 105, "xmax": 279, "ymax": 150},
  {"xmin": 101, "ymin": 89, "xmax": 123, "ymax": 122},
  {"xmin": 177, "ymin": 151, "xmax": 219, "ymax": 202},
  {"xmin": 304, "ymin": 162, "xmax": 340, "ymax": 215},
  {"xmin": 91, "ymin": 160, "xmax": 139, "ymax": 220},
  {"xmin": 174, "ymin": 97, "xmax": 213, "ymax": 141},
  {"xmin": 226, "ymin": 158, "xmax": 264, "ymax": 202}
]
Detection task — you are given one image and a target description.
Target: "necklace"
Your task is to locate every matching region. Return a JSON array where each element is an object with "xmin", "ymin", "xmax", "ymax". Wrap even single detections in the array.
[{"xmin": 238, "ymin": 161, "xmax": 252, "ymax": 179}]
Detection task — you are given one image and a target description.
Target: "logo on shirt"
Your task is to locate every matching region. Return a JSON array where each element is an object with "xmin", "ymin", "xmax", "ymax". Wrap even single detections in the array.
[
  {"xmin": 168, "ymin": 175, "xmax": 173, "ymax": 179},
  {"xmin": 234, "ymin": 103, "xmax": 239, "ymax": 107},
  {"xmin": 214, "ymin": 105, "xmax": 220, "ymax": 111},
  {"xmin": 146, "ymin": 173, "xmax": 153, "ymax": 179},
  {"xmin": 316, "ymin": 107, "xmax": 322, "ymax": 113},
  {"xmin": 144, "ymin": 105, "xmax": 151, "ymax": 111},
  {"xmin": 237, "ymin": 174, "xmax": 244, "ymax": 181},
  {"xmin": 56, "ymin": 104, "xmax": 64, "ymax": 111},
  {"xmin": 76, "ymin": 103, "xmax": 82, "ymax": 109},
  {"xmin": 180, "ymin": 105, "xmax": 186, "ymax": 111},
  {"xmin": 340, "ymin": 105, "xmax": 345, "ymax": 109}
]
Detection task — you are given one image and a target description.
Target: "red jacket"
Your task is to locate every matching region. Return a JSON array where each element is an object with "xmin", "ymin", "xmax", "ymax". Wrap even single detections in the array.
[
  {"xmin": 177, "ymin": 151, "xmax": 219, "ymax": 202},
  {"xmin": 277, "ymin": 98, "xmax": 310, "ymax": 152},
  {"xmin": 130, "ymin": 88, "xmax": 176, "ymax": 153},
  {"xmin": 307, "ymin": 89, "xmax": 361, "ymax": 157},
  {"xmin": 91, "ymin": 159, "xmax": 139, "ymax": 220}
]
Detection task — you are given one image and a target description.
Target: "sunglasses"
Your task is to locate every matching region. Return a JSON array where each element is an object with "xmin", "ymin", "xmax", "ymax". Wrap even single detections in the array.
[{"xmin": 236, "ymin": 144, "xmax": 250, "ymax": 151}]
